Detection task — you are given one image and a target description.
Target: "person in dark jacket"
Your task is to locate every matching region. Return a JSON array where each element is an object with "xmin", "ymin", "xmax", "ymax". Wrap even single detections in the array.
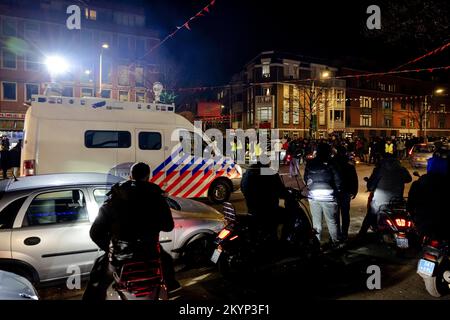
[
  {"xmin": 83, "ymin": 162, "xmax": 178, "ymax": 300},
  {"xmin": 241, "ymin": 162, "xmax": 287, "ymax": 231},
  {"xmin": 333, "ymin": 145, "xmax": 358, "ymax": 242},
  {"xmin": 358, "ymin": 154, "xmax": 412, "ymax": 236},
  {"xmin": 304, "ymin": 143, "xmax": 342, "ymax": 245},
  {"xmin": 0, "ymin": 144, "xmax": 9, "ymax": 179},
  {"xmin": 408, "ymin": 150, "xmax": 450, "ymax": 240}
]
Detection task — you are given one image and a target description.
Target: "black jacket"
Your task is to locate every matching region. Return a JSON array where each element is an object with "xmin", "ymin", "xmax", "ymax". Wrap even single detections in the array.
[
  {"xmin": 241, "ymin": 164, "xmax": 286, "ymax": 219},
  {"xmin": 408, "ymin": 173, "xmax": 450, "ymax": 240},
  {"xmin": 90, "ymin": 180, "xmax": 174, "ymax": 264},
  {"xmin": 8, "ymin": 146, "xmax": 21, "ymax": 168},
  {"xmin": 332, "ymin": 155, "xmax": 358, "ymax": 196},
  {"xmin": 304, "ymin": 158, "xmax": 342, "ymax": 202}
]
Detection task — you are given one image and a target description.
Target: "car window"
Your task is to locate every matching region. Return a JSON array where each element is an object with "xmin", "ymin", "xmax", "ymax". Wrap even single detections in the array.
[
  {"xmin": 166, "ymin": 197, "xmax": 181, "ymax": 211},
  {"xmin": 93, "ymin": 188, "xmax": 110, "ymax": 206},
  {"xmin": 413, "ymin": 145, "xmax": 434, "ymax": 153},
  {"xmin": 0, "ymin": 197, "xmax": 27, "ymax": 229},
  {"xmin": 85, "ymin": 130, "xmax": 131, "ymax": 148},
  {"xmin": 24, "ymin": 190, "xmax": 89, "ymax": 226}
]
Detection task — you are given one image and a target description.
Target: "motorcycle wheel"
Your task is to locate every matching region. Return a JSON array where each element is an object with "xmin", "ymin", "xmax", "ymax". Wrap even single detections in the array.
[{"xmin": 423, "ymin": 262, "xmax": 450, "ymax": 297}]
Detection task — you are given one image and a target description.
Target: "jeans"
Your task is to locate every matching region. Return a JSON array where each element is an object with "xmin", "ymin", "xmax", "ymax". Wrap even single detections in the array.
[
  {"xmin": 337, "ymin": 193, "xmax": 351, "ymax": 240},
  {"xmin": 289, "ymin": 158, "xmax": 300, "ymax": 177},
  {"xmin": 309, "ymin": 200, "xmax": 339, "ymax": 243}
]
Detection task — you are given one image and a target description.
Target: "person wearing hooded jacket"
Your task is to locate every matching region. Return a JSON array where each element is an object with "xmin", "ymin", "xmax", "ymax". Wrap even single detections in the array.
[
  {"xmin": 83, "ymin": 162, "xmax": 178, "ymax": 300},
  {"xmin": 358, "ymin": 153, "xmax": 412, "ymax": 236},
  {"xmin": 304, "ymin": 142, "xmax": 343, "ymax": 245},
  {"xmin": 407, "ymin": 149, "xmax": 450, "ymax": 240}
]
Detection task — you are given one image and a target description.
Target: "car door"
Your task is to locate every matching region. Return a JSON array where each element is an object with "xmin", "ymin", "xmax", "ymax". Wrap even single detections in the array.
[
  {"xmin": 10, "ymin": 188, "xmax": 99, "ymax": 283},
  {"xmin": 90, "ymin": 187, "xmax": 176, "ymax": 255}
]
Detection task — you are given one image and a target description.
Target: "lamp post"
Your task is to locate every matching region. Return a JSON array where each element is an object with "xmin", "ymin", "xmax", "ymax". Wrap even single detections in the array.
[
  {"xmin": 309, "ymin": 70, "xmax": 330, "ymax": 138},
  {"xmin": 424, "ymin": 88, "xmax": 446, "ymax": 142},
  {"xmin": 98, "ymin": 43, "xmax": 109, "ymax": 97}
]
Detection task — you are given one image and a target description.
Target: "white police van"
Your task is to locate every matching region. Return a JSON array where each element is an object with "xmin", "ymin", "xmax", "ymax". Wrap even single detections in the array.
[{"xmin": 20, "ymin": 95, "xmax": 241, "ymax": 203}]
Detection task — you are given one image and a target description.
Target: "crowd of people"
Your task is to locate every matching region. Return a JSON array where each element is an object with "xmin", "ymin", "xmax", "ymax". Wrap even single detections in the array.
[{"xmin": 275, "ymin": 134, "xmax": 449, "ymax": 249}]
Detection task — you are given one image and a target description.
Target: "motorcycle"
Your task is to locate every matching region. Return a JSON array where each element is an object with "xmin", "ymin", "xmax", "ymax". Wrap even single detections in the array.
[
  {"xmin": 106, "ymin": 244, "xmax": 168, "ymax": 300},
  {"xmin": 210, "ymin": 177, "xmax": 320, "ymax": 277},
  {"xmin": 363, "ymin": 177, "xmax": 418, "ymax": 252},
  {"xmin": 417, "ymin": 237, "xmax": 450, "ymax": 297}
]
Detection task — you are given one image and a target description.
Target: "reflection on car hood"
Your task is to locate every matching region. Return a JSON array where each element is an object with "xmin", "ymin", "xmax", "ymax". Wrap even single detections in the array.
[
  {"xmin": 0, "ymin": 270, "xmax": 39, "ymax": 300},
  {"xmin": 170, "ymin": 197, "xmax": 223, "ymax": 220}
]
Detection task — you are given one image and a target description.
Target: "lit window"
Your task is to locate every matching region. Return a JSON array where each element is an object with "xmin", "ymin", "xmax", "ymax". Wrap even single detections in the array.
[
  {"xmin": 85, "ymin": 8, "xmax": 97, "ymax": 20},
  {"xmin": 262, "ymin": 64, "xmax": 270, "ymax": 78},
  {"xmin": 119, "ymin": 90, "xmax": 129, "ymax": 102}
]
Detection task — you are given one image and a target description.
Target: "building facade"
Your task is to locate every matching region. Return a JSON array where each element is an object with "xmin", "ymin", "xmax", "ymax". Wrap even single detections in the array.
[
  {"xmin": 342, "ymin": 68, "xmax": 450, "ymax": 138},
  {"xmin": 0, "ymin": 0, "xmax": 161, "ymax": 136},
  {"xmin": 219, "ymin": 51, "xmax": 346, "ymax": 138}
]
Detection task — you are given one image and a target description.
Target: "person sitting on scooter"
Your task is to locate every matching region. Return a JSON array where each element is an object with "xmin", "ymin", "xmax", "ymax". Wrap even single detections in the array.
[
  {"xmin": 358, "ymin": 152, "xmax": 412, "ymax": 237},
  {"xmin": 408, "ymin": 148, "xmax": 450, "ymax": 240},
  {"xmin": 241, "ymin": 161, "xmax": 288, "ymax": 242},
  {"xmin": 83, "ymin": 162, "xmax": 179, "ymax": 300}
]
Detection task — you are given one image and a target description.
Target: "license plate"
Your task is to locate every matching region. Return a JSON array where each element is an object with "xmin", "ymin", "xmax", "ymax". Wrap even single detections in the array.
[
  {"xmin": 396, "ymin": 237, "xmax": 409, "ymax": 248},
  {"xmin": 210, "ymin": 248, "xmax": 222, "ymax": 264},
  {"xmin": 417, "ymin": 259, "xmax": 435, "ymax": 277}
]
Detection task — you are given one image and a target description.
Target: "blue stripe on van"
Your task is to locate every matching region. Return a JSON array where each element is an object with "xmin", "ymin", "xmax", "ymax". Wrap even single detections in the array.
[
  {"xmin": 166, "ymin": 153, "xmax": 190, "ymax": 175},
  {"xmin": 152, "ymin": 147, "xmax": 182, "ymax": 176},
  {"xmin": 192, "ymin": 159, "xmax": 206, "ymax": 175},
  {"xmin": 181, "ymin": 157, "xmax": 198, "ymax": 175}
]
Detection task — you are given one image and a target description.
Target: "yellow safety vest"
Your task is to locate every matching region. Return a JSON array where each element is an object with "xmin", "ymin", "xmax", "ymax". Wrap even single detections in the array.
[{"xmin": 385, "ymin": 143, "xmax": 394, "ymax": 154}]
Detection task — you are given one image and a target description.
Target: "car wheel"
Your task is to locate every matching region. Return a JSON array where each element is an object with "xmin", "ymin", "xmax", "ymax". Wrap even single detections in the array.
[
  {"xmin": 208, "ymin": 180, "xmax": 231, "ymax": 204},
  {"xmin": 184, "ymin": 235, "xmax": 215, "ymax": 268}
]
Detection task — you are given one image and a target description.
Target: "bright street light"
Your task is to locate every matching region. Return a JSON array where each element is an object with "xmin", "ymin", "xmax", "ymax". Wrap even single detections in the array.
[
  {"xmin": 321, "ymin": 70, "xmax": 330, "ymax": 79},
  {"xmin": 84, "ymin": 69, "xmax": 91, "ymax": 75},
  {"xmin": 102, "ymin": 43, "xmax": 109, "ymax": 49},
  {"xmin": 45, "ymin": 55, "xmax": 69, "ymax": 75},
  {"xmin": 435, "ymin": 88, "xmax": 445, "ymax": 95}
]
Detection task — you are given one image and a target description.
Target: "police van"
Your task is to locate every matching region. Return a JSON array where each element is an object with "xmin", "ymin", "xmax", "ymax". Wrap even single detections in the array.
[{"xmin": 20, "ymin": 95, "xmax": 241, "ymax": 203}]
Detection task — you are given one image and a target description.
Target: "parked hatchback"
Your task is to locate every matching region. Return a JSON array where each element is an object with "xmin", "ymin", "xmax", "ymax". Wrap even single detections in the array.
[
  {"xmin": 409, "ymin": 143, "xmax": 435, "ymax": 168},
  {"xmin": 0, "ymin": 173, "xmax": 224, "ymax": 285}
]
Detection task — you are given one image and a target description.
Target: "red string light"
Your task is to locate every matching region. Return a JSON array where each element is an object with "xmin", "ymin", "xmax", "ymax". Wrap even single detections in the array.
[{"xmin": 391, "ymin": 42, "xmax": 450, "ymax": 71}]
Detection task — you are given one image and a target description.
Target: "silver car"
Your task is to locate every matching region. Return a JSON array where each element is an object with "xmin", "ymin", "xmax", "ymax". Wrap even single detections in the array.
[
  {"xmin": 0, "ymin": 270, "xmax": 39, "ymax": 300},
  {"xmin": 409, "ymin": 143, "xmax": 435, "ymax": 168},
  {"xmin": 0, "ymin": 173, "xmax": 225, "ymax": 285}
]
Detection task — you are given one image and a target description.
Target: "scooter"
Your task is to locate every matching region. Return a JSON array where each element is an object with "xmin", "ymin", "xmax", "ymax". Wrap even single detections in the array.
[
  {"xmin": 363, "ymin": 177, "xmax": 417, "ymax": 251},
  {"xmin": 211, "ymin": 177, "xmax": 320, "ymax": 277},
  {"xmin": 417, "ymin": 237, "xmax": 450, "ymax": 297},
  {"xmin": 106, "ymin": 244, "xmax": 168, "ymax": 300}
]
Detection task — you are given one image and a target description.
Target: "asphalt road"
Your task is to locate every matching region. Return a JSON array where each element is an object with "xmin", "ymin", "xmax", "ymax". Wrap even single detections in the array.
[{"xmin": 37, "ymin": 160, "xmax": 450, "ymax": 300}]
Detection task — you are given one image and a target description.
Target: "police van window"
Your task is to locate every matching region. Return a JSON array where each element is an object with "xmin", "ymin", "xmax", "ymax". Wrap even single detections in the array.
[
  {"xmin": 85, "ymin": 130, "xmax": 131, "ymax": 148},
  {"xmin": 24, "ymin": 190, "xmax": 88, "ymax": 226},
  {"xmin": 139, "ymin": 132, "xmax": 162, "ymax": 150}
]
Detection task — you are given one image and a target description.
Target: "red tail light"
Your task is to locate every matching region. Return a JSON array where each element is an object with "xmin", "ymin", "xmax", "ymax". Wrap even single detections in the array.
[
  {"xmin": 430, "ymin": 240, "xmax": 440, "ymax": 248},
  {"xmin": 395, "ymin": 218, "xmax": 407, "ymax": 227},
  {"xmin": 286, "ymin": 154, "xmax": 292, "ymax": 162},
  {"xmin": 23, "ymin": 159, "xmax": 36, "ymax": 176},
  {"xmin": 386, "ymin": 219, "xmax": 393, "ymax": 226},
  {"xmin": 423, "ymin": 252, "xmax": 438, "ymax": 262},
  {"xmin": 229, "ymin": 235, "xmax": 239, "ymax": 241},
  {"xmin": 408, "ymin": 148, "xmax": 413, "ymax": 156},
  {"xmin": 218, "ymin": 229, "xmax": 231, "ymax": 240}
]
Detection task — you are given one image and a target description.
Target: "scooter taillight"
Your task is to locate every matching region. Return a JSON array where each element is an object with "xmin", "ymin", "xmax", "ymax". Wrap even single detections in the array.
[
  {"xmin": 430, "ymin": 240, "xmax": 440, "ymax": 248},
  {"xmin": 218, "ymin": 229, "xmax": 231, "ymax": 240},
  {"xmin": 423, "ymin": 252, "xmax": 438, "ymax": 262}
]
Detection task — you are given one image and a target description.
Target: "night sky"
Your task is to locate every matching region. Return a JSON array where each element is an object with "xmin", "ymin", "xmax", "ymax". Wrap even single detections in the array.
[{"xmin": 141, "ymin": 0, "xmax": 449, "ymax": 87}]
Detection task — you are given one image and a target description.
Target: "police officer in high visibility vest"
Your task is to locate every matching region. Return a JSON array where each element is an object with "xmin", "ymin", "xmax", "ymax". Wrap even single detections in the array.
[{"xmin": 231, "ymin": 136, "xmax": 243, "ymax": 161}]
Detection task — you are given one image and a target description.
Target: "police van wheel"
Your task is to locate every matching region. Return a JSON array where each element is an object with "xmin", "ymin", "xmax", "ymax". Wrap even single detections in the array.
[{"xmin": 208, "ymin": 180, "xmax": 231, "ymax": 204}]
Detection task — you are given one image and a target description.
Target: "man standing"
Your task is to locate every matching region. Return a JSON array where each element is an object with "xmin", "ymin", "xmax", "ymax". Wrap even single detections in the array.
[
  {"xmin": 333, "ymin": 145, "xmax": 358, "ymax": 242},
  {"xmin": 304, "ymin": 143, "xmax": 343, "ymax": 246},
  {"xmin": 83, "ymin": 162, "xmax": 179, "ymax": 300}
]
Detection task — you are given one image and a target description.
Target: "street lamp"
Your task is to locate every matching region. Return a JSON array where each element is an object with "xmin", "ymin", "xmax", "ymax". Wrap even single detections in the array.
[
  {"xmin": 45, "ymin": 55, "xmax": 69, "ymax": 76},
  {"xmin": 424, "ymin": 88, "xmax": 446, "ymax": 142},
  {"xmin": 98, "ymin": 43, "xmax": 109, "ymax": 97}
]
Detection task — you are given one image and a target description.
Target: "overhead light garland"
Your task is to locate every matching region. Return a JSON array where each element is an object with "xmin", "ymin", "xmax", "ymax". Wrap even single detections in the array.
[
  {"xmin": 391, "ymin": 42, "xmax": 450, "ymax": 71},
  {"xmin": 138, "ymin": 0, "xmax": 217, "ymax": 60}
]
